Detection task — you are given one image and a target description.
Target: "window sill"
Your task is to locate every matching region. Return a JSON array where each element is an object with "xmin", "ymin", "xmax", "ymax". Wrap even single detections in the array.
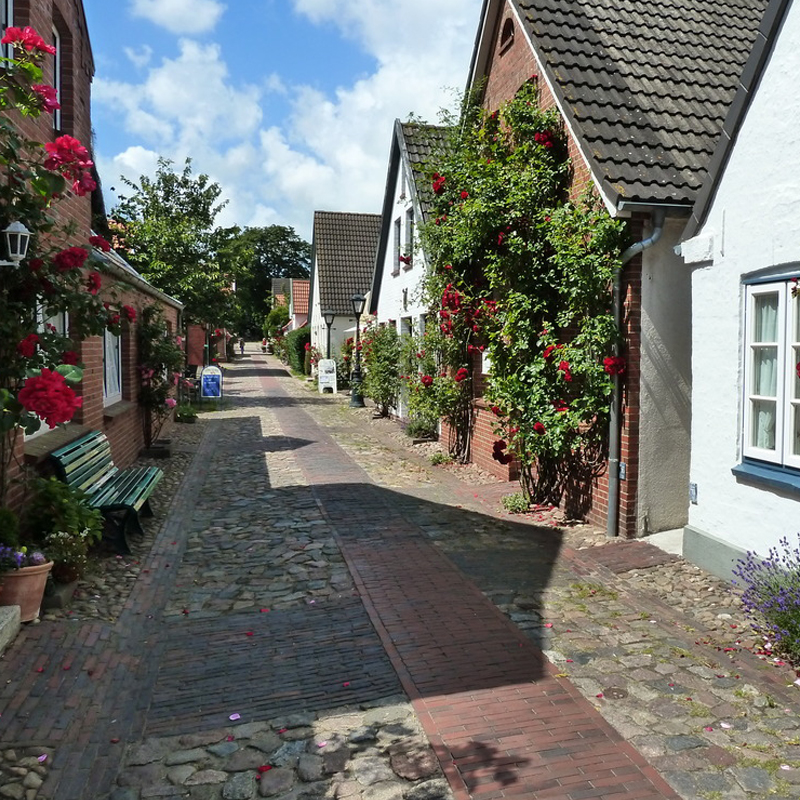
[
  {"xmin": 391, "ymin": 269, "xmax": 400, "ymax": 277},
  {"xmin": 24, "ymin": 423, "xmax": 92, "ymax": 465},
  {"xmin": 103, "ymin": 400, "xmax": 137, "ymax": 420},
  {"xmin": 402, "ymin": 264, "xmax": 413, "ymax": 271},
  {"xmin": 732, "ymin": 460, "xmax": 800, "ymax": 496}
]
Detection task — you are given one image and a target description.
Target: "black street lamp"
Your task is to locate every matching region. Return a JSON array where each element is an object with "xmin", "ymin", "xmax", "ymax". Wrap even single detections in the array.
[
  {"xmin": 322, "ymin": 309, "xmax": 335, "ymax": 359},
  {"xmin": 349, "ymin": 293, "xmax": 366, "ymax": 408}
]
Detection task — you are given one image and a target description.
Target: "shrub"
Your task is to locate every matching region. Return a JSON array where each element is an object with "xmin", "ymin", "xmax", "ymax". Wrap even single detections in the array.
[
  {"xmin": 362, "ymin": 325, "xmax": 401, "ymax": 416},
  {"xmin": 501, "ymin": 493, "xmax": 530, "ymax": 514},
  {"xmin": 733, "ymin": 535, "xmax": 800, "ymax": 663},
  {"xmin": 283, "ymin": 328, "xmax": 310, "ymax": 374},
  {"xmin": 429, "ymin": 452, "xmax": 453, "ymax": 466},
  {"xmin": 25, "ymin": 477, "xmax": 103, "ymax": 544},
  {"xmin": 264, "ymin": 305, "xmax": 290, "ymax": 339},
  {"xmin": 0, "ymin": 508, "xmax": 20, "ymax": 547}
]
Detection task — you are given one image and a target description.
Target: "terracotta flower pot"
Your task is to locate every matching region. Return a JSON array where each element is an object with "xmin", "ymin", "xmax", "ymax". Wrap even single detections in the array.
[{"xmin": 0, "ymin": 561, "xmax": 54, "ymax": 622}]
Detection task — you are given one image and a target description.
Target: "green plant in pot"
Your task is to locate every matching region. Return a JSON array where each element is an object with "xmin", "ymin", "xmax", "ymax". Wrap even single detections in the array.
[
  {"xmin": 26, "ymin": 477, "xmax": 103, "ymax": 584},
  {"xmin": 175, "ymin": 402, "xmax": 198, "ymax": 423}
]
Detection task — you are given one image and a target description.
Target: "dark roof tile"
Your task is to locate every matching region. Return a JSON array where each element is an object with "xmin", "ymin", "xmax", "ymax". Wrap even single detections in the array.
[
  {"xmin": 512, "ymin": 0, "xmax": 769, "ymax": 204},
  {"xmin": 313, "ymin": 211, "xmax": 381, "ymax": 315}
]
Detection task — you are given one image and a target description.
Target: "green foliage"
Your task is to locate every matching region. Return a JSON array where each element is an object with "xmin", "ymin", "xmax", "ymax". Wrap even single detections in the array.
[
  {"xmin": 264, "ymin": 304, "xmax": 290, "ymax": 339},
  {"xmin": 362, "ymin": 325, "xmax": 401, "ymax": 416},
  {"xmin": 137, "ymin": 304, "xmax": 184, "ymax": 446},
  {"xmin": 26, "ymin": 477, "xmax": 103, "ymax": 544},
  {"xmin": 283, "ymin": 328, "xmax": 310, "ymax": 374},
  {"xmin": 112, "ymin": 158, "xmax": 240, "ymax": 325},
  {"xmin": 233, "ymin": 226, "xmax": 311, "ymax": 336},
  {"xmin": 501, "ymin": 492, "xmax": 530, "ymax": 514},
  {"xmin": 429, "ymin": 452, "xmax": 453, "ymax": 466},
  {"xmin": 0, "ymin": 507, "xmax": 20, "ymax": 547},
  {"xmin": 175, "ymin": 402, "xmax": 198, "ymax": 421},
  {"xmin": 417, "ymin": 80, "xmax": 626, "ymax": 501}
]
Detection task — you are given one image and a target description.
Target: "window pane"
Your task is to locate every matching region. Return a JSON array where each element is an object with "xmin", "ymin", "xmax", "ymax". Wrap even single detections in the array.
[
  {"xmin": 754, "ymin": 293, "xmax": 779, "ymax": 342},
  {"xmin": 751, "ymin": 399, "xmax": 777, "ymax": 450},
  {"xmin": 752, "ymin": 346, "xmax": 778, "ymax": 396}
]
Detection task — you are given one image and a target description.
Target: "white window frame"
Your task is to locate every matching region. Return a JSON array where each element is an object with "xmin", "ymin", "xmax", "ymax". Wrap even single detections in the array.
[
  {"xmin": 743, "ymin": 280, "xmax": 800, "ymax": 469},
  {"xmin": 392, "ymin": 217, "xmax": 401, "ymax": 274},
  {"xmin": 404, "ymin": 207, "xmax": 414, "ymax": 269},
  {"xmin": 1, "ymin": 0, "xmax": 12, "ymax": 62},
  {"xmin": 103, "ymin": 328, "xmax": 122, "ymax": 406},
  {"xmin": 25, "ymin": 302, "xmax": 70, "ymax": 440},
  {"xmin": 52, "ymin": 25, "xmax": 61, "ymax": 131}
]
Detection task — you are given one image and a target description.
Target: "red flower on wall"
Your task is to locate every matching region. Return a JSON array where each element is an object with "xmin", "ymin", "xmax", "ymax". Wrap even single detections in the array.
[
  {"xmin": 603, "ymin": 356, "xmax": 626, "ymax": 375},
  {"xmin": 533, "ymin": 421, "xmax": 546, "ymax": 435},
  {"xmin": 89, "ymin": 235, "xmax": 112, "ymax": 252},
  {"xmin": 17, "ymin": 333, "xmax": 39, "ymax": 358},
  {"xmin": 53, "ymin": 246, "xmax": 88, "ymax": 273},
  {"xmin": 421, "ymin": 375, "xmax": 433, "ymax": 387},
  {"xmin": 18, "ymin": 369, "xmax": 82, "ymax": 428},
  {"xmin": 454, "ymin": 367, "xmax": 469, "ymax": 383},
  {"xmin": 122, "ymin": 305, "xmax": 137, "ymax": 323},
  {"xmin": 1, "ymin": 26, "xmax": 56, "ymax": 54},
  {"xmin": 86, "ymin": 271, "xmax": 102, "ymax": 295}
]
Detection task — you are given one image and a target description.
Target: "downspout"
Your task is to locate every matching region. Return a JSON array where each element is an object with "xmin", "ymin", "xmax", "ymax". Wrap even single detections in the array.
[{"xmin": 606, "ymin": 208, "xmax": 666, "ymax": 538}]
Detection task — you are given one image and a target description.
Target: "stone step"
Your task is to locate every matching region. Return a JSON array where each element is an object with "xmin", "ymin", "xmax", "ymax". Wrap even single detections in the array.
[{"xmin": 0, "ymin": 605, "xmax": 21, "ymax": 656}]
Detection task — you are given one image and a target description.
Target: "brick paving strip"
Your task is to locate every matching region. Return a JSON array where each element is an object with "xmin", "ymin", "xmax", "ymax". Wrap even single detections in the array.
[{"xmin": 261, "ymin": 366, "xmax": 679, "ymax": 800}]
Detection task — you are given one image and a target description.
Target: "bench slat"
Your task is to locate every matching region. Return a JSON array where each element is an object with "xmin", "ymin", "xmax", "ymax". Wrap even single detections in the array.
[{"xmin": 90, "ymin": 467, "xmax": 161, "ymax": 511}]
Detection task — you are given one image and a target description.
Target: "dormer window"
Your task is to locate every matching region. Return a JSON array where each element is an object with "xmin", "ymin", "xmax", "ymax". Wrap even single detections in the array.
[{"xmin": 500, "ymin": 18, "xmax": 515, "ymax": 54}]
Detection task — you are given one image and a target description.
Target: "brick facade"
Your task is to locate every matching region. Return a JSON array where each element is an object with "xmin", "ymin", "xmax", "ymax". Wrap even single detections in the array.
[
  {"xmin": 2, "ymin": 1, "xmax": 183, "ymax": 519},
  {"xmin": 468, "ymin": 1, "xmax": 644, "ymax": 537}
]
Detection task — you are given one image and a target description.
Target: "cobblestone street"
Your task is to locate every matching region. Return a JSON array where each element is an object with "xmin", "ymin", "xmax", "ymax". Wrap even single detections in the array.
[{"xmin": 1, "ymin": 352, "xmax": 800, "ymax": 800}]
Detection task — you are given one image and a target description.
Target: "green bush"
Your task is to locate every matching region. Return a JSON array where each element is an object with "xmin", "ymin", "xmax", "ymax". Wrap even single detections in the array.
[
  {"xmin": 430, "ymin": 452, "xmax": 453, "ymax": 465},
  {"xmin": 264, "ymin": 305, "xmax": 290, "ymax": 339},
  {"xmin": 501, "ymin": 493, "xmax": 530, "ymax": 514},
  {"xmin": 284, "ymin": 328, "xmax": 310, "ymax": 374},
  {"xmin": 26, "ymin": 477, "xmax": 103, "ymax": 543},
  {"xmin": 362, "ymin": 325, "xmax": 401, "ymax": 416},
  {"xmin": 0, "ymin": 507, "xmax": 20, "ymax": 547}
]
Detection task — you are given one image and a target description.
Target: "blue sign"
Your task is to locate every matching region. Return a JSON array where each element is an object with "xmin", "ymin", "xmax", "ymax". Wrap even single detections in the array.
[{"xmin": 200, "ymin": 365, "xmax": 223, "ymax": 398}]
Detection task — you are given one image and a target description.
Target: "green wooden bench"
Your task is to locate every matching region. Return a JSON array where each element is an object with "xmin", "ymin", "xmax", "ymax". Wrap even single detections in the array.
[{"xmin": 50, "ymin": 431, "xmax": 163, "ymax": 554}]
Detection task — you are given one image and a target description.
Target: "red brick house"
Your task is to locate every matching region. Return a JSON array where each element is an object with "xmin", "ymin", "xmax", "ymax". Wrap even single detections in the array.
[
  {"xmin": 2, "ymin": 0, "xmax": 183, "ymax": 516},
  {"xmin": 458, "ymin": 0, "xmax": 768, "ymax": 538}
]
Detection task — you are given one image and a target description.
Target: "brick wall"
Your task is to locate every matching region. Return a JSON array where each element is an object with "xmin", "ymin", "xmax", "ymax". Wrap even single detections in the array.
[
  {"xmin": 1, "ymin": 2, "xmax": 184, "ymax": 519},
  {"xmin": 465, "ymin": 0, "xmax": 643, "ymax": 536}
]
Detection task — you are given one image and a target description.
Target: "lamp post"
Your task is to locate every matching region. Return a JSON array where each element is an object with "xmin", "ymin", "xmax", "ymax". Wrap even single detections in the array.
[
  {"xmin": 349, "ymin": 293, "xmax": 366, "ymax": 408},
  {"xmin": 322, "ymin": 309, "xmax": 335, "ymax": 360},
  {"xmin": 0, "ymin": 221, "xmax": 31, "ymax": 266}
]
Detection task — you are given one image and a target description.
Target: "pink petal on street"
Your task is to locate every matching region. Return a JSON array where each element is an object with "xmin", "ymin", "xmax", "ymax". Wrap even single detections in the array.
[{"xmin": 229, "ymin": 713, "xmax": 241, "ymax": 721}]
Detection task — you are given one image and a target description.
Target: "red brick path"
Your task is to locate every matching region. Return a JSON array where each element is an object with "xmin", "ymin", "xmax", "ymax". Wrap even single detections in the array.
[{"xmin": 263, "ymin": 369, "xmax": 679, "ymax": 800}]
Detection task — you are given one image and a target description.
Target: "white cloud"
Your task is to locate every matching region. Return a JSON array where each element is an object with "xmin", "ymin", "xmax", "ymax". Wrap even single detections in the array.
[
  {"xmin": 94, "ymin": 1, "xmax": 481, "ymax": 239},
  {"xmin": 123, "ymin": 44, "xmax": 153, "ymax": 69},
  {"xmin": 130, "ymin": 0, "xmax": 225, "ymax": 35}
]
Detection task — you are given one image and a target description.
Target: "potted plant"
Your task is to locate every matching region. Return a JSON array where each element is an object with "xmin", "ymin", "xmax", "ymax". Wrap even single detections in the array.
[
  {"xmin": 0, "ymin": 508, "xmax": 52, "ymax": 622},
  {"xmin": 175, "ymin": 402, "xmax": 198, "ymax": 423},
  {"xmin": 26, "ymin": 477, "xmax": 103, "ymax": 585}
]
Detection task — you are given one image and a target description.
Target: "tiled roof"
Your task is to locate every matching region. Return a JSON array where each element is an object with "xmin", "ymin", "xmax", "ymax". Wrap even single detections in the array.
[
  {"xmin": 508, "ymin": 0, "xmax": 769, "ymax": 206},
  {"xmin": 313, "ymin": 211, "xmax": 381, "ymax": 315},
  {"xmin": 400, "ymin": 122, "xmax": 450, "ymax": 221},
  {"xmin": 291, "ymin": 279, "xmax": 309, "ymax": 315}
]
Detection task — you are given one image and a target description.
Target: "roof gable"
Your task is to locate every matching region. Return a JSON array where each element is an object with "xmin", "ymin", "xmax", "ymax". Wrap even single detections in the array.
[
  {"xmin": 291, "ymin": 279, "xmax": 309, "ymax": 315},
  {"xmin": 473, "ymin": 0, "xmax": 769, "ymax": 207},
  {"xmin": 312, "ymin": 211, "xmax": 381, "ymax": 315}
]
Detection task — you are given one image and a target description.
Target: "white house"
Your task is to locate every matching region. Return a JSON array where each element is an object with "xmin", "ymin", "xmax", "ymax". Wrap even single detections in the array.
[
  {"xmin": 680, "ymin": 0, "xmax": 796, "ymax": 578},
  {"xmin": 369, "ymin": 120, "xmax": 448, "ymax": 417},
  {"xmin": 308, "ymin": 211, "xmax": 381, "ymax": 363}
]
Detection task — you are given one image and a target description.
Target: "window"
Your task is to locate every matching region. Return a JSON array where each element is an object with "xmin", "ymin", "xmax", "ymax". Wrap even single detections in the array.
[
  {"xmin": 393, "ymin": 217, "xmax": 401, "ymax": 274},
  {"xmin": 500, "ymin": 18, "xmax": 515, "ymax": 53},
  {"xmin": 1, "ymin": 0, "xmax": 12, "ymax": 61},
  {"xmin": 743, "ymin": 280, "xmax": 800, "ymax": 468},
  {"xmin": 404, "ymin": 208, "xmax": 414, "ymax": 268},
  {"xmin": 104, "ymin": 328, "xmax": 122, "ymax": 406},
  {"xmin": 52, "ymin": 25, "xmax": 61, "ymax": 130}
]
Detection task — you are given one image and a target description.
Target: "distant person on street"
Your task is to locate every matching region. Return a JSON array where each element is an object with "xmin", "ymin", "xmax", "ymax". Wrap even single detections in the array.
[{"xmin": 239, "ymin": 337, "xmax": 245, "ymax": 355}]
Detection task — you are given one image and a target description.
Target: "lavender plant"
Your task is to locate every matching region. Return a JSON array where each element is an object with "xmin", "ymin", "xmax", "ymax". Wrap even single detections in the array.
[{"xmin": 733, "ymin": 535, "xmax": 800, "ymax": 662}]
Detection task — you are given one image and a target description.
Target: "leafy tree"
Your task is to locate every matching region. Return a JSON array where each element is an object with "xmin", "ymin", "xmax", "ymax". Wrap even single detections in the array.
[
  {"xmin": 362, "ymin": 324, "xmax": 401, "ymax": 417},
  {"xmin": 233, "ymin": 226, "xmax": 311, "ymax": 336},
  {"xmin": 264, "ymin": 304, "xmax": 290, "ymax": 339},
  {"xmin": 111, "ymin": 158, "xmax": 240, "ymax": 325}
]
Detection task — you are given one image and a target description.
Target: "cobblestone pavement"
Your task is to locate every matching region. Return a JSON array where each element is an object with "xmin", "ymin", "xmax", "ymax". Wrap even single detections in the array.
[{"xmin": 0, "ymin": 352, "xmax": 798, "ymax": 800}]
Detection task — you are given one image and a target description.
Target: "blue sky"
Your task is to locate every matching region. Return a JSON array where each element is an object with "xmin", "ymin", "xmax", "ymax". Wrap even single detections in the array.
[{"xmin": 82, "ymin": 0, "xmax": 481, "ymax": 241}]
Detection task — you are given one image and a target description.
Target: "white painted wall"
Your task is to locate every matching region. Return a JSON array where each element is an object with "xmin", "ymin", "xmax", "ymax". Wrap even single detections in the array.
[
  {"xmin": 638, "ymin": 218, "xmax": 693, "ymax": 534},
  {"xmin": 682, "ymin": 8, "xmax": 800, "ymax": 558}
]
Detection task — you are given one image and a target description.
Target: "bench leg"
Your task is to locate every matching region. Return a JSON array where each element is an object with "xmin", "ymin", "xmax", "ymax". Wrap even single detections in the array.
[
  {"xmin": 103, "ymin": 512, "xmax": 133, "ymax": 555},
  {"xmin": 141, "ymin": 499, "xmax": 154, "ymax": 519},
  {"xmin": 127, "ymin": 508, "xmax": 145, "ymax": 537}
]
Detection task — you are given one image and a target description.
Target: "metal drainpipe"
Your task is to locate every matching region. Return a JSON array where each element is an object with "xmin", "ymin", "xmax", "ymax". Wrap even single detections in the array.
[{"xmin": 606, "ymin": 208, "xmax": 666, "ymax": 538}]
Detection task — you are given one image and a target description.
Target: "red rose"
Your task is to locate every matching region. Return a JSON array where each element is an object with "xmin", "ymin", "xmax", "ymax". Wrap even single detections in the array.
[
  {"xmin": 86, "ymin": 271, "xmax": 102, "ymax": 295},
  {"xmin": 421, "ymin": 375, "xmax": 433, "ymax": 387},
  {"xmin": 533, "ymin": 422, "xmax": 546, "ymax": 435},
  {"xmin": 122, "ymin": 305, "xmax": 137, "ymax": 323},
  {"xmin": 18, "ymin": 368, "xmax": 82, "ymax": 429},
  {"xmin": 32, "ymin": 84, "xmax": 60, "ymax": 113},
  {"xmin": 1, "ymin": 26, "xmax": 56, "ymax": 54},
  {"xmin": 490, "ymin": 405, "xmax": 501, "ymax": 416},
  {"xmin": 543, "ymin": 345, "xmax": 556, "ymax": 359},
  {"xmin": 460, "ymin": 191, "xmax": 469, "ymax": 200},
  {"xmin": 61, "ymin": 351, "xmax": 79, "ymax": 365},
  {"xmin": 89, "ymin": 235, "xmax": 112, "ymax": 252},
  {"xmin": 454, "ymin": 367, "xmax": 469, "ymax": 383},
  {"xmin": 603, "ymin": 356, "xmax": 626, "ymax": 376},
  {"xmin": 17, "ymin": 333, "xmax": 39, "ymax": 358},
  {"xmin": 557, "ymin": 360, "xmax": 572, "ymax": 382},
  {"xmin": 53, "ymin": 246, "xmax": 88, "ymax": 273}
]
